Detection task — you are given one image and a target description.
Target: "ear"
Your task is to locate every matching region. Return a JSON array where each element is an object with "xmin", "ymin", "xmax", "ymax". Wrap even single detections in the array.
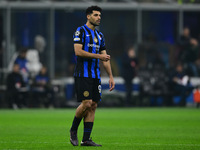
[{"xmin": 87, "ymin": 14, "xmax": 91, "ymax": 20}]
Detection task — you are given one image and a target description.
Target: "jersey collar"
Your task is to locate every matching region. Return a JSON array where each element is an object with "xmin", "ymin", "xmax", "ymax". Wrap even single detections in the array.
[{"xmin": 84, "ymin": 24, "xmax": 95, "ymax": 32}]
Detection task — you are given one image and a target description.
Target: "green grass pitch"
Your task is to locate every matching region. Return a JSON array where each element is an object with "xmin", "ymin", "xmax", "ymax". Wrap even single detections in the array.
[{"xmin": 0, "ymin": 108, "xmax": 200, "ymax": 150}]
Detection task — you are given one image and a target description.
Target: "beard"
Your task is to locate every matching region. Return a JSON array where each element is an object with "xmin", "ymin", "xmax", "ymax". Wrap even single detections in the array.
[{"xmin": 90, "ymin": 21, "xmax": 100, "ymax": 27}]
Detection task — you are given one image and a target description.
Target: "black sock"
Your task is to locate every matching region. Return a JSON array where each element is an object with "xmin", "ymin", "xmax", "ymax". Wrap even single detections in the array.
[
  {"xmin": 82, "ymin": 122, "xmax": 93, "ymax": 142},
  {"xmin": 70, "ymin": 116, "xmax": 82, "ymax": 131}
]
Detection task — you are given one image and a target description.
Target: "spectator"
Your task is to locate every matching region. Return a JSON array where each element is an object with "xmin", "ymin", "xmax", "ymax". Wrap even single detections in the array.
[
  {"xmin": 195, "ymin": 58, "xmax": 200, "ymax": 75},
  {"xmin": 34, "ymin": 34, "xmax": 46, "ymax": 64},
  {"xmin": 184, "ymin": 38, "xmax": 199, "ymax": 76},
  {"xmin": 178, "ymin": 27, "xmax": 199, "ymax": 76},
  {"xmin": 169, "ymin": 63, "xmax": 193, "ymax": 106},
  {"xmin": 14, "ymin": 48, "xmax": 29, "ymax": 84},
  {"xmin": 6, "ymin": 64, "xmax": 28, "ymax": 109},
  {"xmin": 26, "ymin": 49, "xmax": 42, "ymax": 78},
  {"xmin": 121, "ymin": 46, "xmax": 138, "ymax": 106},
  {"xmin": 193, "ymin": 86, "xmax": 200, "ymax": 108},
  {"xmin": 32, "ymin": 66, "xmax": 54, "ymax": 108},
  {"xmin": 177, "ymin": 27, "xmax": 190, "ymax": 61},
  {"xmin": 178, "ymin": 27, "xmax": 191, "ymax": 48}
]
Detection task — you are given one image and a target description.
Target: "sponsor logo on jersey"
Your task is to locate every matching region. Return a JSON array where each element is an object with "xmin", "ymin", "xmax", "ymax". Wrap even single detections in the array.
[{"xmin": 87, "ymin": 43, "xmax": 100, "ymax": 49}]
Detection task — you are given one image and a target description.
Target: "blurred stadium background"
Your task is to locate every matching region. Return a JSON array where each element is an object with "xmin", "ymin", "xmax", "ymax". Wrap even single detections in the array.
[{"xmin": 0, "ymin": 0, "xmax": 200, "ymax": 108}]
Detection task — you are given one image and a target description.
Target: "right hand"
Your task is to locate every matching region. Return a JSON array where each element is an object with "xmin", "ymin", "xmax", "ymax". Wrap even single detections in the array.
[{"xmin": 99, "ymin": 54, "xmax": 110, "ymax": 61}]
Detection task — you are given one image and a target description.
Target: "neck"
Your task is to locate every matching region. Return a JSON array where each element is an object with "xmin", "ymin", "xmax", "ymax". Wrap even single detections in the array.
[{"xmin": 86, "ymin": 21, "xmax": 95, "ymax": 31}]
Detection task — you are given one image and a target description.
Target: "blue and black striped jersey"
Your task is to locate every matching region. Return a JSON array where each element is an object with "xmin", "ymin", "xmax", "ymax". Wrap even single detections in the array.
[{"xmin": 73, "ymin": 24, "xmax": 106, "ymax": 79}]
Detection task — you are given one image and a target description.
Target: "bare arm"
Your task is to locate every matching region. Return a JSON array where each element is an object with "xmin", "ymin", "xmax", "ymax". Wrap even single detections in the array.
[
  {"xmin": 101, "ymin": 50, "xmax": 115, "ymax": 91},
  {"xmin": 74, "ymin": 44, "xmax": 110, "ymax": 61}
]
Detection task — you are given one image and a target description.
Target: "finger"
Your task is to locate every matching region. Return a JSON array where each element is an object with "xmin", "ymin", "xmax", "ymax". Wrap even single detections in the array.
[
  {"xmin": 109, "ymin": 86, "xmax": 114, "ymax": 91},
  {"xmin": 109, "ymin": 83, "xmax": 115, "ymax": 91},
  {"xmin": 109, "ymin": 80, "xmax": 111, "ymax": 89}
]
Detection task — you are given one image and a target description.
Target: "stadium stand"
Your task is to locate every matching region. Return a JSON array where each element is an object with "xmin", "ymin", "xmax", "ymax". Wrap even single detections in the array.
[{"xmin": 0, "ymin": 0, "xmax": 200, "ymax": 108}]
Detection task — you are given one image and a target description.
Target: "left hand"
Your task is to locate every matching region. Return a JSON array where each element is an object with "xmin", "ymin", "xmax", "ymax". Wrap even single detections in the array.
[{"xmin": 109, "ymin": 77, "xmax": 115, "ymax": 91}]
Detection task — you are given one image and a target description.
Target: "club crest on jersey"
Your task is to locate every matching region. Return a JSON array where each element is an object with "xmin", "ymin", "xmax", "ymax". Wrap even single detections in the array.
[
  {"xmin": 83, "ymin": 91, "xmax": 89, "ymax": 97},
  {"xmin": 94, "ymin": 37, "xmax": 98, "ymax": 43}
]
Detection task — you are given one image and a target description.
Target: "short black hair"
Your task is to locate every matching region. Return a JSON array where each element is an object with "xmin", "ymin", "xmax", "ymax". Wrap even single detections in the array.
[
  {"xmin": 19, "ymin": 47, "xmax": 28, "ymax": 54},
  {"xmin": 86, "ymin": 5, "xmax": 102, "ymax": 15}
]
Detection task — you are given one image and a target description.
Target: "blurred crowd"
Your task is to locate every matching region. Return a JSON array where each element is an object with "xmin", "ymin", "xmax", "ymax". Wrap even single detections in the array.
[
  {"xmin": 1, "ymin": 25, "xmax": 200, "ymax": 109},
  {"xmin": 6, "ymin": 47, "xmax": 56, "ymax": 109},
  {"xmin": 117, "ymin": 27, "xmax": 200, "ymax": 108}
]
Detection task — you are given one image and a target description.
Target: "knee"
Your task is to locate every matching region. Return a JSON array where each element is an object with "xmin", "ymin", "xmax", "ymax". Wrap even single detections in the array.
[
  {"xmin": 91, "ymin": 102, "xmax": 97, "ymax": 111},
  {"xmin": 82, "ymin": 100, "xmax": 92, "ymax": 110}
]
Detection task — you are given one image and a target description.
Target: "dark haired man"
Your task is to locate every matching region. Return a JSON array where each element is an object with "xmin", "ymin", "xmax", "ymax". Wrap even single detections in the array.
[
  {"xmin": 6, "ymin": 64, "xmax": 26, "ymax": 109},
  {"xmin": 14, "ymin": 48, "xmax": 29, "ymax": 84},
  {"xmin": 69, "ymin": 6, "xmax": 115, "ymax": 147}
]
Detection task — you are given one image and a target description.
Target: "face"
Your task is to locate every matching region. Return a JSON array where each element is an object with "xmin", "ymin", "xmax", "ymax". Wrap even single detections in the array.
[
  {"xmin": 13, "ymin": 64, "xmax": 20, "ymax": 73},
  {"xmin": 128, "ymin": 49, "xmax": 135, "ymax": 58},
  {"xmin": 183, "ymin": 28, "xmax": 190, "ymax": 37},
  {"xmin": 41, "ymin": 67, "xmax": 47, "ymax": 74},
  {"xmin": 176, "ymin": 65, "xmax": 183, "ymax": 72},
  {"xmin": 87, "ymin": 10, "xmax": 101, "ymax": 26},
  {"xmin": 20, "ymin": 52, "xmax": 27, "ymax": 58}
]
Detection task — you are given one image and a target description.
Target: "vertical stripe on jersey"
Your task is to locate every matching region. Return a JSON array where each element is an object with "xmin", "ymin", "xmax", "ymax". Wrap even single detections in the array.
[
  {"xmin": 81, "ymin": 26, "xmax": 89, "ymax": 77},
  {"xmin": 84, "ymin": 27, "xmax": 93, "ymax": 78},
  {"xmin": 82, "ymin": 26, "xmax": 88, "ymax": 77},
  {"xmin": 94, "ymin": 31, "xmax": 100, "ymax": 78},
  {"xmin": 80, "ymin": 29, "xmax": 85, "ymax": 77},
  {"xmin": 91, "ymin": 32, "xmax": 96, "ymax": 78}
]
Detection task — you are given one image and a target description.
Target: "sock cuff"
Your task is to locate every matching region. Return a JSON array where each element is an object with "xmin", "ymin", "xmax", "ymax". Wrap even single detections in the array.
[
  {"xmin": 75, "ymin": 116, "xmax": 82, "ymax": 121},
  {"xmin": 70, "ymin": 116, "xmax": 82, "ymax": 131}
]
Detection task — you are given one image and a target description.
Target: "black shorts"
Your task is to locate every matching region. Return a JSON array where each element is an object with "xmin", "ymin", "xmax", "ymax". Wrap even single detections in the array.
[{"xmin": 75, "ymin": 77, "xmax": 101, "ymax": 102}]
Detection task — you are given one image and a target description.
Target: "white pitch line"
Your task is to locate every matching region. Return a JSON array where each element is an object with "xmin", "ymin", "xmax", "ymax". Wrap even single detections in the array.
[
  {"xmin": 0, "ymin": 141, "xmax": 200, "ymax": 147},
  {"xmin": 0, "ymin": 141, "xmax": 69, "ymax": 144},
  {"xmin": 103, "ymin": 142, "xmax": 200, "ymax": 147}
]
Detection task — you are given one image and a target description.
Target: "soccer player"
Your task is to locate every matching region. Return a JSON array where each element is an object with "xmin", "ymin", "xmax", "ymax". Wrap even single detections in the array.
[{"xmin": 70, "ymin": 5, "xmax": 115, "ymax": 146}]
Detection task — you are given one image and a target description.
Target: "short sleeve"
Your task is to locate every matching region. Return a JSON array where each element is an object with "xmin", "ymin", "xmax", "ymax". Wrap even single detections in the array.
[
  {"xmin": 99, "ymin": 32, "xmax": 106, "ymax": 52},
  {"xmin": 73, "ymin": 27, "xmax": 84, "ymax": 44}
]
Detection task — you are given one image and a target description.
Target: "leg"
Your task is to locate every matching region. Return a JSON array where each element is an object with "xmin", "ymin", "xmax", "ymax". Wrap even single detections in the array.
[
  {"xmin": 75, "ymin": 100, "xmax": 93, "ymax": 119},
  {"xmin": 82, "ymin": 102, "xmax": 97, "ymax": 142},
  {"xmin": 125, "ymin": 80, "xmax": 132, "ymax": 106},
  {"xmin": 45, "ymin": 88, "xmax": 55, "ymax": 107},
  {"xmin": 70, "ymin": 77, "xmax": 101, "ymax": 146},
  {"xmin": 83, "ymin": 101, "xmax": 97, "ymax": 122},
  {"xmin": 8, "ymin": 91, "xmax": 18, "ymax": 109},
  {"xmin": 197, "ymin": 103, "xmax": 200, "ymax": 108},
  {"xmin": 70, "ymin": 100, "xmax": 93, "ymax": 132},
  {"xmin": 81, "ymin": 101, "xmax": 101, "ymax": 146},
  {"xmin": 70, "ymin": 99, "xmax": 93, "ymax": 146}
]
